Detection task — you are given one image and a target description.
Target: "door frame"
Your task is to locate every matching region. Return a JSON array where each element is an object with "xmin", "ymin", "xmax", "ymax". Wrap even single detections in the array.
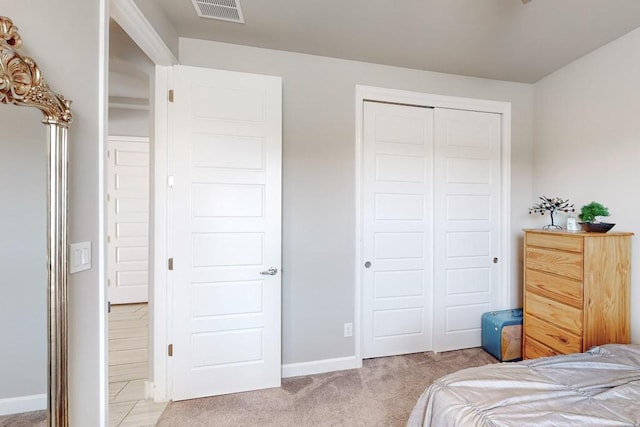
[
  {"xmin": 354, "ymin": 85, "xmax": 512, "ymax": 363},
  {"xmin": 149, "ymin": 65, "xmax": 172, "ymax": 402}
]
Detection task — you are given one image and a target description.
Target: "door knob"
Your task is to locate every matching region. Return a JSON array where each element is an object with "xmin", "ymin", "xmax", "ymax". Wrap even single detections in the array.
[
  {"xmin": 364, "ymin": 261, "xmax": 372, "ymax": 268},
  {"xmin": 493, "ymin": 257, "xmax": 499, "ymax": 264},
  {"xmin": 260, "ymin": 267, "xmax": 278, "ymax": 276}
]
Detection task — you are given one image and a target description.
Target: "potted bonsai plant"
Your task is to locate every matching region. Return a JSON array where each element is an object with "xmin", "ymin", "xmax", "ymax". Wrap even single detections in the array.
[{"xmin": 578, "ymin": 201, "xmax": 615, "ymax": 232}]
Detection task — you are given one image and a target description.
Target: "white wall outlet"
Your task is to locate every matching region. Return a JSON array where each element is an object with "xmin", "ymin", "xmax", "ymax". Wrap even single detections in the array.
[
  {"xmin": 343, "ymin": 322, "xmax": 353, "ymax": 338},
  {"xmin": 69, "ymin": 241, "xmax": 91, "ymax": 274}
]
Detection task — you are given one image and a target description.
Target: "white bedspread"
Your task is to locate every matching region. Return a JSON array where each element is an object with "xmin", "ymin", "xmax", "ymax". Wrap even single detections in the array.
[{"xmin": 407, "ymin": 344, "xmax": 640, "ymax": 426}]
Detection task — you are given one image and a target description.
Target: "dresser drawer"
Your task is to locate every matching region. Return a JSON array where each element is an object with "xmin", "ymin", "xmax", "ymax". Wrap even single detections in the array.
[
  {"xmin": 525, "ymin": 247, "xmax": 583, "ymax": 281},
  {"xmin": 526, "ymin": 232, "xmax": 583, "ymax": 253},
  {"xmin": 525, "ymin": 269, "xmax": 583, "ymax": 309},
  {"xmin": 525, "ymin": 315, "xmax": 582, "ymax": 354},
  {"xmin": 525, "ymin": 292, "xmax": 582, "ymax": 334},
  {"xmin": 524, "ymin": 336, "xmax": 560, "ymax": 359}
]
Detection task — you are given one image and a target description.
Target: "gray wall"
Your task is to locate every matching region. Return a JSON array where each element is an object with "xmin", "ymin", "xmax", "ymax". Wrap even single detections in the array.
[
  {"xmin": 533, "ymin": 27, "xmax": 640, "ymax": 343},
  {"xmin": 109, "ymin": 108, "xmax": 150, "ymax": 137},
  {"xmin": 0, "ymin": 106, "xmax": 47, "ymax": 401},
  {"xmin": 179, "ymin": 39, "xmax": 535, "ymax": 364},
  {"xmin": 4, "ymin": 1, "xmax": 105, "ymax": 424}
]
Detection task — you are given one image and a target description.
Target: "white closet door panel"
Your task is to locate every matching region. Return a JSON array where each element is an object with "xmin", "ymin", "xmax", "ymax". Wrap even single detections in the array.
[
  {"xmin": 433, "ymin": 108, "xmax": 501, "ymax": 352},
  {"xmin": 362, "ymin": 101, "xmax": 434, "ymax": 358}
]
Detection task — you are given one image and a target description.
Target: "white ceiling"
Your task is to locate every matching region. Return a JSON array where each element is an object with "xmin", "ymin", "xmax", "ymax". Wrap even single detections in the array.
[{"xmin": 136, "ymin": 0, "xmax": 640, "ymax": 83}]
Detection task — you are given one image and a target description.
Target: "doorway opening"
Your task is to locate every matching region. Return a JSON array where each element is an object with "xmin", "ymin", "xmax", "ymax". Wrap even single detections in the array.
[{"xmin": 107, "ymin": 18, "xmax": 167, "ymax": 426}]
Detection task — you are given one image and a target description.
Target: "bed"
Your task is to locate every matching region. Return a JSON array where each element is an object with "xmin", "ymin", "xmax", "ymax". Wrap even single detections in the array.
[{"xmin": 407, "ymin": 344, "xmax": 640, "ymax": 426}]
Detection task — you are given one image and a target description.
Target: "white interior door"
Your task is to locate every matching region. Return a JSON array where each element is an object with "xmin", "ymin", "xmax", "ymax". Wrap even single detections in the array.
[
  {"xmin": 362, "ymin": 101, "xmax": 434, "ymax": 358},
  {"xmin": 107, "ymin": 136, "xmax": 150, "ymax": 304},
  {"xmin": 170, "ymin": 65, "xmax": 282, "ymax": 400},
  {"xmin": 433, "ymin": 108, "xmax": 501, "ymax": 352}
]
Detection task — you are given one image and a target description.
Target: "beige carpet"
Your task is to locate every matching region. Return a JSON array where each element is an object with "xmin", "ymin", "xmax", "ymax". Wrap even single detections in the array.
[
  {"xmin": 157, "ymin": 348, "xmax": 497, "ymax": 427},
  {"xmin": 0, "ymin": 410, "xmax": 46, "ymax": 426}
]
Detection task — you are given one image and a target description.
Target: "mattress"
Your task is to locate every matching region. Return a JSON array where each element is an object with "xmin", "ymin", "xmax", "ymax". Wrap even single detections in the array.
[{"xmin": 407, "ymin": 344, "xmax": 640, "ymax": 426}]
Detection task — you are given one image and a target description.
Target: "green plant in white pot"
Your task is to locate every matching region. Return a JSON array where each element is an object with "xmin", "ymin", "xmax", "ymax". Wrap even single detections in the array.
[{"xmin": 578, "ymin": 202, "xmax": 614, "ymax": 232}]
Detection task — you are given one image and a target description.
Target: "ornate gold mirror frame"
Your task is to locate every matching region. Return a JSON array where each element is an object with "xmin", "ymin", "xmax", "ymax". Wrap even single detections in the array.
[{"xmin": 0, "ymin": 16, "xmax": 72, "ymax": 427}]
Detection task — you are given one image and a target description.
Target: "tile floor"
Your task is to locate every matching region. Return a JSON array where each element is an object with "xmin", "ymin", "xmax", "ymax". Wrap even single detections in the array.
[{"xmin": 109, "ymin": 303, "xmax": 168, "ymax": 427}]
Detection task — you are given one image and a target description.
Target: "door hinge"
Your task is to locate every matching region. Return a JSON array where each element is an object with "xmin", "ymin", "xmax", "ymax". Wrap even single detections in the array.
[
  {"xmin": 168, "ymin": 258, "xmax": 174, "ymax": 270},
  {"xmin": 107, "ymin": 235, "xmax": 110, "ymax": 244},
  {"xmin": 168, "ymin": 89, "xmax": 174, "ymax": 103},
  {"xmin": 168, "ymin": 344, "xmax": 173, "ymax": 357},
  {"xmin": 107, "ymin": 193, "xmax": 110, "ymax": 202},
  {"xmin": 168, "ymin": 175, "xmax": 175, "ymax": 189}
]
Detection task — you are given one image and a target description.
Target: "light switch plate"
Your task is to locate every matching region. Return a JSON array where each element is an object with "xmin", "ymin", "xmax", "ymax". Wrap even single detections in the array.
[{"xmin": 69, "ymin": 241, "xmax": 91, "ymax": 274}]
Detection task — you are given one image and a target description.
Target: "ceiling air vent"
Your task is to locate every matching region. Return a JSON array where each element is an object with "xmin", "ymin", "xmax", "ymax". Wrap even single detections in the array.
[{"xmin": 192, "ymin": 0, "xmax": 245, "ymax": 23}]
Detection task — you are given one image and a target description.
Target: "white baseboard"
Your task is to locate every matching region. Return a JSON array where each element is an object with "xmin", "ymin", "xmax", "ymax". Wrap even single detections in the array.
[
  {"xmin": 0, "ymin": 394, "xmax": 47, "ymax": 416},
  {"xmin": 144, "ymin": 380, "xmax": 153, "ymax": 400},
  {"xmin": 145, "ymin": 380, "xmax": 171, "ymax": 403},
  {"xmin": 282, "ymin": 355, "xmax": 361, "ymax": 378}
]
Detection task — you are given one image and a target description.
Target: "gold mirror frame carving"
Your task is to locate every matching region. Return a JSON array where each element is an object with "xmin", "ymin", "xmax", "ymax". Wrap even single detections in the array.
[{"xmin": 0, "ymin": 16, "xmax": 71, "ymax": 427}]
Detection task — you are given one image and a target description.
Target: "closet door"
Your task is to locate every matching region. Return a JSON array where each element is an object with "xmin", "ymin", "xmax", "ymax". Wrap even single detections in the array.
[
  {"xmin": 362, "ymin": 101, "xmax": 434, "ymax": 358},
  {"xmin": 432, "ymin": 108, "xmax": 501, "ymax": 352}
]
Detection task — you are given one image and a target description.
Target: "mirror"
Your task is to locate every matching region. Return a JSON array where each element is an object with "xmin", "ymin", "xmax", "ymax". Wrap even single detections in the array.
[{"xmin": 0, "ymin": 16, "xmax": 72, "ymax": 426}]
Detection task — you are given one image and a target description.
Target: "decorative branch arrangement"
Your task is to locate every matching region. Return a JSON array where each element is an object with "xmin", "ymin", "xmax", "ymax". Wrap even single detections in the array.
[{"xmin": 529, "ymin": 196, "xmax": 575, "ymax": 230}]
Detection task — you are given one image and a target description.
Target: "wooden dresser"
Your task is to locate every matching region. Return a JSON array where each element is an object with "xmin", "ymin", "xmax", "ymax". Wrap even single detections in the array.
[{"xmin": 523, "ymin": 229, "xmax": 633, "ymax": 359}]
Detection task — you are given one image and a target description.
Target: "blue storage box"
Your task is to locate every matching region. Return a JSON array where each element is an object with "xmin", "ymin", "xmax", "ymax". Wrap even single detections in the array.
[{"xmin": 481, "ymin": 309, "xmax": 523, "ymax": 362}]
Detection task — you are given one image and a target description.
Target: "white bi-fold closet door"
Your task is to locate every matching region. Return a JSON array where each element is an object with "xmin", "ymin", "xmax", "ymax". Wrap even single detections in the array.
[{"xmin": 362, "ymin": 101, "xmax": 501, "ymax": 358}]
